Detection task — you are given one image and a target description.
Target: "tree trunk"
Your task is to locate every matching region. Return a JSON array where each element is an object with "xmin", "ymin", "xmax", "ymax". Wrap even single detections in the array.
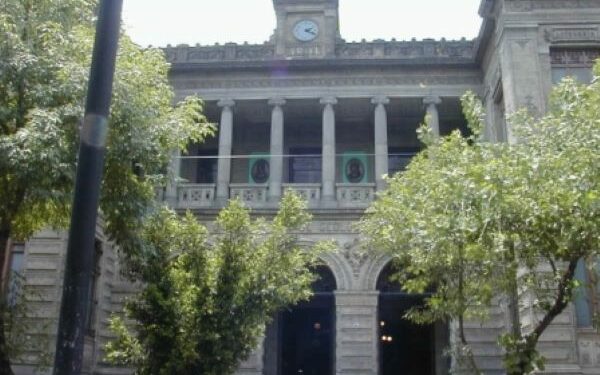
[
  {"xmin": 505, "ymin": 259, "xmax": 578, "ymax": 375},
  {"xmin": 0, "ymin": 228, "xmax": 15, "ymax": 375}
]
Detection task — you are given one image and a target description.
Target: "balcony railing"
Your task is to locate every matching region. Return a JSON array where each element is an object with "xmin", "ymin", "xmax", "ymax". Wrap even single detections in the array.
[
  {"xmin": 170, "ymin": 151, "xmax": 417, "ymax": 209},
  {"xmin": 177, "ymin": 183, "xmax": 216, "ymax": 208},
  {"xmin": 230, "ymin": 183, "xmax": 268, "ymax": 207},
  {"xmin": 336, "ymin": 183, "xmax": 376, "ymax": 208},
  {"xmin": 283, "ymin": 183, "xmax": 322, "ymax": 205}
]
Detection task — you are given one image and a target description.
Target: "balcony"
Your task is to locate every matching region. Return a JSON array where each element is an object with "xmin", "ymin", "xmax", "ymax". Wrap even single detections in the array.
[{"xmin": 166, "ymin": 152, "xmax": 397, "ymax": 210}]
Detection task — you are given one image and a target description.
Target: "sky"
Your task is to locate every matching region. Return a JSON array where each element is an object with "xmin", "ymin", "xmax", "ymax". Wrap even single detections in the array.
[{"xmin": 121, "ymin": 0, "xmax": 483, "ymax": 47}]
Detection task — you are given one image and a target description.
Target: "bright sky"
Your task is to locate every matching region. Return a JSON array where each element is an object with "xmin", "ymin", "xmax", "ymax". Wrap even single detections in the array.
[{"xmin": 122, "ymin": 0, "xmax": 483, "ymax": 47}]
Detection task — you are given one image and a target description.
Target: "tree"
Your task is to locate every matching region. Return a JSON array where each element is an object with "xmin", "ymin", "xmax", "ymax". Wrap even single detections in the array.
[
  {"xmin": 361, "ymin": 70, "xmax": 599, "ymax": 375},
  {"xmin": 0, "ymin": 0, "xmax": 213, "ymax": 373},
  {"xmin": 105, "ymin": 192, "xmax": 330, "ymax": 375}
]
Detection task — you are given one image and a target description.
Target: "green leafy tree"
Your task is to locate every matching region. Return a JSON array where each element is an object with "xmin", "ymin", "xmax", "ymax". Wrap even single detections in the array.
[
  {"xmin": 0, "ymin": 0, "xmax": 213, "ymax": 373},
  {"xmin": 106, "ymin": 192, "xmax": 330, "ymax": 375},
  {"xmin": 362, "ymin": 70, "xmax": 599, "ymax": 375}
]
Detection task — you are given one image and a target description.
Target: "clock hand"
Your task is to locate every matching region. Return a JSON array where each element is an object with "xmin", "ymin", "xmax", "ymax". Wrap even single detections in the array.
[{"xmin": 305, "ymin": 28, "xmax": 316, "ymax": 35}]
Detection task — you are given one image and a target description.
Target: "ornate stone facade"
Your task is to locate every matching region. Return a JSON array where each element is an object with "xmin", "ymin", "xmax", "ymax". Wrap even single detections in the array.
[{"xmin": 10, "ymin": 1, "xmax": 600, "ymax": 374}]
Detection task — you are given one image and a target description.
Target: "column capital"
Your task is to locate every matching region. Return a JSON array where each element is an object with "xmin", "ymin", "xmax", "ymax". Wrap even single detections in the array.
[
  {"xmin": 320, "ymin": 96, "xmax": 338, "ymax": 106},
  {"xmin": 268, "ymin": 98, "xmax": 286, "ymax": 107},
  {"xmin": 217, "ymin": 99, "xmax": 235, "ymax": 108},
  {"xmin": 371, "ymin": 96, "xmax": 390, "ymax": 106},
  {"xmin": 423, "ymin": 96, "xmax": 442, "ymax": 106}
]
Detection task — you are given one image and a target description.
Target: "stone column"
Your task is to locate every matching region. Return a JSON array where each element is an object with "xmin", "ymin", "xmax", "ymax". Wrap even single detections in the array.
[
  {"xmin": 165, "ymin": 149, "xmax": 181, "ymax": 207},
  {"xmin": 423, "ymin": 96, "xmax": 442, "ymax": 137},
  {"xmin": 371, "ymin": 96, "xmax": 389, "ymax": 191},
  {"xmin": 268, "ymin": 98, "xmax": 286, "ymax": 202},
  {"xmin": 335, "ymin": 291, "xmax": 379, "ymax": 375},
  {"xmin": 216, "ymin": 99, "xmax": 235, "ymax": 202},
  {"xmin": 320, "ymin": 97, "xmax": 337, "ymax": 202}
]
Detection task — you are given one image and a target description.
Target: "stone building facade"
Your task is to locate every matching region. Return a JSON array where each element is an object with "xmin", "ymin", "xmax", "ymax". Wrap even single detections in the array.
[{"xmin": 7, "ymin": 0, "xmax": 600, "ymax": 374}]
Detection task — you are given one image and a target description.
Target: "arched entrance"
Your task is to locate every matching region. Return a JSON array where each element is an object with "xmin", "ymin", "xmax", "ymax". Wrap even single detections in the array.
[
  {"xmin": 263, "ymin": 265, "xmax": 336, "ymax": 375},
  {"xmin": 377, "ymin": 262, "xmax": 449, "ymax": 375}
]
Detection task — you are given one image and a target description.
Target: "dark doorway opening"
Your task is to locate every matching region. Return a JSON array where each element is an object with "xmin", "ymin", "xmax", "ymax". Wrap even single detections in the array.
[
  {"xmin": 377, "ymin": 263, "xmax": 449, "ymax": 375},
  {"xmin": 264, "ymin": 265, "xmax": 336, "ymax": 375}
]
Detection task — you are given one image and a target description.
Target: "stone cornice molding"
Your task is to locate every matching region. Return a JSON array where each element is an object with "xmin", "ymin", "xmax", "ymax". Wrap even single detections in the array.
[{"xmin": 174, "ymin": 75, "xmax": 482, "ymax": 90}]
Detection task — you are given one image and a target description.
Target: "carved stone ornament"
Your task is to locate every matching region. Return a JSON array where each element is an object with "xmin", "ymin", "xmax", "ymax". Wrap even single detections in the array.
[
  {"xmin": 545, "ymin": 26, "xmax": 600, "ymax": 44},
  {"xmin": 341, "ymin": 239, "xmax": 369, "ymax": 278},
  {"xmin": 505, "ymin": 0, "xmax": 600, "ymax": 11}
]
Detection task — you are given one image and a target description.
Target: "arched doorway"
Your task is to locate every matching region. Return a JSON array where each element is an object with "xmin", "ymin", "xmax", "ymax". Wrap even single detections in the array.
[
  {"xmin": 377, "ymin": 262, "xmax": 449, "ymax": 375},
  {"xmin": 263, "ymin": 265, "xmax": 336, "ymax": 375}
]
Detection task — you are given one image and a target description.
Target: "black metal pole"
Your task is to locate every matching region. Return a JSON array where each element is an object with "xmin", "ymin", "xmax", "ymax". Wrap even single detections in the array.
[{"xmin": 53, "ymin": 1, "xmax": 122, "ymax": 374}]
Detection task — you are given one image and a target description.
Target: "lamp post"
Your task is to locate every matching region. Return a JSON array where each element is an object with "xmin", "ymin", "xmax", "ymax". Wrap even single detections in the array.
[{"xmin": 53, "ymin": 1, "xmax": 122, "ymax": 374}]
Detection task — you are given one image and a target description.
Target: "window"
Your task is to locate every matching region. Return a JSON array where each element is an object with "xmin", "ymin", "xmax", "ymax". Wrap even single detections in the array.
[
  {"xmin": 550, "ymin": 48, "xmax": 600, "ymax": 84},
  {"xmin": 195, "ymin": 149, "xmax": 218, "ymax": 183},
  {"xmin": 86, "ymin": 239, "xmax": 102, "ymax": 335},
  {"xmin": 289, "ymin": 147, "xmax": 321, "ymax": 183},
  {"xmin": 6, "ymin": 243, "xmax": 25, "ymax": 306}
]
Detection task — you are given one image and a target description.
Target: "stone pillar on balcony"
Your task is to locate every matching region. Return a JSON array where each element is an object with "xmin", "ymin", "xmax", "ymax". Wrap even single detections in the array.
[
  {"xmin": 320, "ymin": 97, "xmax": 337, "ymax": 202},
  {"xmin": 372, "ymin": 96, "xmax": 390, "ymax": 191},
  {"xmin": 423, "ymin": 96, "xmax": 442, "ymax": 137},
  {"xmin": 216, "ymin": 99, "xmax": 235, "ymax": 202},
  {"xmin": 268, "ymin": 98, "xmax": 286, "ymax": 202}
]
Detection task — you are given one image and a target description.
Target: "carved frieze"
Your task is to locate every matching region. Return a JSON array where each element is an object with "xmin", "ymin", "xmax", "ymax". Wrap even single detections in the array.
[
  {"xmin": 505, "ymin": 0, "xmax": 600, "ymax": 11},
  {"xmin": 295, "ymin": 221, "xmax": 356, "ymax": 234},
  {"xmin": 545, "ymin": 26, "xmax": 600, "ymax": 44}
]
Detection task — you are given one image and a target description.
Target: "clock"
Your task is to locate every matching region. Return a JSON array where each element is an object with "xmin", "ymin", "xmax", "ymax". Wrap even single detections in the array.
[{"xmin": 293, "ymin": 20, "xmax": 319, "ymax": 42}]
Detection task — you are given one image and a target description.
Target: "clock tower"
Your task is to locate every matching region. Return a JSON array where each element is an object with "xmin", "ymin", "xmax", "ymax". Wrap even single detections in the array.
[{"xmin": 272, "ymin": 0, "xmax": 340, "ymax": 59}]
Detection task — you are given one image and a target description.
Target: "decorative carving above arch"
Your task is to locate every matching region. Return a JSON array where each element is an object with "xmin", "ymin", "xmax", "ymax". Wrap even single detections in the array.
[{"xmin": 340, "ymin": 238, "xmax": 368, "ymax": 279}]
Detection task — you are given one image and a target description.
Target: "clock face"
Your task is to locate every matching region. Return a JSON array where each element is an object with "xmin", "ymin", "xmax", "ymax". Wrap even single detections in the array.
[{"xmin": 293, "ymin": 20, "xmax": 319, "ymax": 42}]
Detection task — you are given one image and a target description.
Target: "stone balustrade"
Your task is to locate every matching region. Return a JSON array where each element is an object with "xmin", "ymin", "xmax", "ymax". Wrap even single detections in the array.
[
  {"xmin": 171, "ymin": 182, "xmax": 381, "ymax": 209},
  {"xmin": 177, "ymin": 184, "xmax": 216, "ymax": 208},
  {"xmin": 282, "ymin": 183, "xmax": 322, "ymax": 205},
  {"xmin": 163, "ymin": 38, "xmax": 475, "ymax": 64},
  {"xmin": 230, "ymin": 183, "xmax": 269, "ymax": 207},
  {"xmin": 336, "ymin": 183, "xmax": 376, "ymax": 207}
]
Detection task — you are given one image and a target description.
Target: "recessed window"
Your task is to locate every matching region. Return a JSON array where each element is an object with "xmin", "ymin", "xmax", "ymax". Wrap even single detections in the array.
[{"xmin": 550, "ymin": 48, "xmax": 600, "ymax": 84}]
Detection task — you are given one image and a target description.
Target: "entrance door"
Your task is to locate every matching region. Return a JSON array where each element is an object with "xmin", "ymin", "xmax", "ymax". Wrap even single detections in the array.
[
  {"xmin": 379, "ymin": 294, "xmax": 435, "ymax": 375},
  {"xmin": 377, "ymin": 263, "xmax": 449, "ymax": 375},
  {"xmin": 263, "ymin": 265, "xmax": 336, "ymax": 375},
  {"xmin": 280, "ymin": 294, "xmax": 334, "ymax": 375}
]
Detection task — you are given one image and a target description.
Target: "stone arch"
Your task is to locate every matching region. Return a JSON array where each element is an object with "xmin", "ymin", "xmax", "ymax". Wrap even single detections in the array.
[
  {"xmin": 297, "ymin": 239, "xmax": 353, "ymax": 291},
  {"xmin": 360, "ymin": 253, "xmax": 392, "ymax": 291}
]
